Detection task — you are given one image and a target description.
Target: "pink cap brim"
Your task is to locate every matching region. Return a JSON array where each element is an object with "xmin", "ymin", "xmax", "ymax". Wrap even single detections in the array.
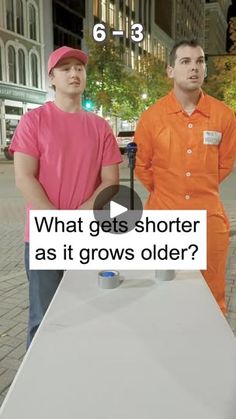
[{"xmin": 48, "ymin": 47, "xmax": 88, "ymax": 74}]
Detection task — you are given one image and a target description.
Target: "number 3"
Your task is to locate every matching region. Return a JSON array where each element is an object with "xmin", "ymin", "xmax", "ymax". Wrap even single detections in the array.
[{"xmin": 131, "ymin": 23, "xmax": 144, "ymax": 43}]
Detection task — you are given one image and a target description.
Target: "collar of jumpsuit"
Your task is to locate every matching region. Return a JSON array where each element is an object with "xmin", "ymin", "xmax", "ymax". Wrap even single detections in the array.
[{"xmin": 166, "ymin": 90, "xmax": 210, "ymax": 117}]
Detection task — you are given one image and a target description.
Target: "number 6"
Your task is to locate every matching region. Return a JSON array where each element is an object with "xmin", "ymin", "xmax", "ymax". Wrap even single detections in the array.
[{"xmin": 93, "ymin": 23, "xmax": 106, "ymax": 42}]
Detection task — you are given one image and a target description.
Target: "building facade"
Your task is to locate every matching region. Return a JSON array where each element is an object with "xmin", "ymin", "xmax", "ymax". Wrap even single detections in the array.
[
  {"xmin": 1, "ymin": 0, "xmax": 220, "ymax": 150},
  {"xmin": 205, "ymin": 0, "xmax": 231, "ymax": 55},
  {"xmin": 85, "ymin": 0, "xmax": 173, "ymax": 69},
  {"xmin": 83, "ymin": 0, "xmax": 174, "ymax": 131},
  {"xmin": 0, "ymin": 0, "xmax": 48, "ymax": 151},
  {"xmin": 52, "ymin": 0, "xmax": 85, "ymax": 49},
  {"xmin": 172, "ymin": 0, "xmax": 205, "ymax": 47}
]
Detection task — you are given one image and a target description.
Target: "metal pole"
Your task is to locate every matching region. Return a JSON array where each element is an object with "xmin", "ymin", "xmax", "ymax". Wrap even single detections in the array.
[{"xmin": 127, "ymin": 142, "xmax": 137, "ymax": 210}]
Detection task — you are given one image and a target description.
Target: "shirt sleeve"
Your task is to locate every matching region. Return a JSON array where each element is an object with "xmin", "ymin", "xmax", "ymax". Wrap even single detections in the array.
[
  {"xmin": 134, "ymin": 116, "xmax": 154, "ymax": 192},
  {"xmin": 219, "ymin": 110, "xmax": 236, "ymax": 183},
  {"xmin": 9, "ymin": 111, "xmax": 40, "ymax": 159},
  {"xmin": 101, "ymin": 121, "xmax": 123, "ymax": 166}
]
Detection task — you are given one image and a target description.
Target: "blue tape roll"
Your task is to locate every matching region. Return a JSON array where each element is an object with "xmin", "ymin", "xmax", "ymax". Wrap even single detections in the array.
[
  {"xmin": 100, "ymin": 271, "xmax": 116, "ymax": 277},
  {"xmin": 98, "ymin": 271, "xmax": 120, "ymax": 289}
]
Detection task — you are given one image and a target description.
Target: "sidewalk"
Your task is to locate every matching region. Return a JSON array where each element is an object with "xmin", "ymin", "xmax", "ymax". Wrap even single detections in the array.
[
  {"xmin": 0, "ymin": 159, "xmax": 27, "ymax": 406},
  {"xmin": 0, "ymin": 159, "xmax": 236, "ymax": 407}
]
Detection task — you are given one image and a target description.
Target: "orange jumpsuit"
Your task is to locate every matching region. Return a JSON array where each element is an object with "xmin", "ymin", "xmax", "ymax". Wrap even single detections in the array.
[{"xmin": 135, "ymin": 90, "xmax": 236, "ymax": 314}]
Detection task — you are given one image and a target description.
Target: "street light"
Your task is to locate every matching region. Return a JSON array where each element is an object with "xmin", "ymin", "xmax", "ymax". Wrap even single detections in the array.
[{"xmin": 83, "ymin": 98, "xmax": 95, "ymax": 110}]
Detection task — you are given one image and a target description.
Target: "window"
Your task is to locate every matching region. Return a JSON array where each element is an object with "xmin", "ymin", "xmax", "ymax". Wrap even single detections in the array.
[
  {"xmin": 157, "ymin": 43, "xmax": 161, "ymax": 60},
  {"xmin": 126, "ymin": 16, "xmax": 129, "ymax": 35},
  {"xmin": 6, "ymin": 0, "xmax": 14, "ymax": 31},
  {"xmin": 5, "ymin": 119, "xmax": 19, "ymax": 142},
  {"xmin": 53, "ymin": 3, "xmax": 83, "ymax": 38},
  {"xmin": 0, "ymin": 120, "xmax": 2, "ymax": 148},
  {"xmin": 18, "ymin": 49, "xmax": 26, "ymax": 85},
  {"xmin": 31, "ymin": 53, "xmax": 38, "ymax": 87},
  {"xmin": 109, "ymin": 2, "xmax": 115, "ymax": 27},
  {"xmin": 119, "ymin": 11, "xmax": 123, "ymax": 30},
  {"xmin": 161, "ymin": 46, "xmax": 166, "ymax": 62},
  {"xmin": 147, "ymin": 33, "xmax": 151, "ymax": 53},
  {"xmin": 0, "ymin": 46, "xmax": 2, "ymax": 81},
  {"xmin": 131, "ymin": 50, "xmax": 134, "ymax": 69},
  {"xmin": 16, "ymin": 0, "xmax": 24, "ymax": 34},
  {"xmin": 101, "ymin": 0, "xmax": 106, "ymax": 21},
  {"xmin": 5, "ymin": 106, "xmax": 23, "ymax": 115},
  {"xmin": 137, "ymin": 54, "xmax": 141, "ymax": 71},
  {"xmin": 125, "ymin": 47, "xmax": 129, "ymax": 66},
  {"xmin": 29, "ymin": 4, "xmax": 37, "ymax": 40},
  {"xmin": 8, "ymin": 46, "xmax": 16, "ymax": 83},
  {"xmin": 93, "ymin": 0, "xmax": 99, "ymax": 16},
  {"xmin": 148, "ymin": 0, "xmax": 151, "ymax": 33}
]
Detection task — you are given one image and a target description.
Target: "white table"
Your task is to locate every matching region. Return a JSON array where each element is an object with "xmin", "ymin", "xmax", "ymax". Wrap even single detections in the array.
[{"xmin": 1, "ymin": 270, "xmax": 236, "ymax": 419}]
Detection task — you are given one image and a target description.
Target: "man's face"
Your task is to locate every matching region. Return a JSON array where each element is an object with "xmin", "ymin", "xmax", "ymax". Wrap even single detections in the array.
[
  {"xmin": 167, "ymin": 45, "xmax": 206, "ymax": 92},
  {"xmin": 50, "ymin": 57, "xmax": 86, "ymax": 96}
]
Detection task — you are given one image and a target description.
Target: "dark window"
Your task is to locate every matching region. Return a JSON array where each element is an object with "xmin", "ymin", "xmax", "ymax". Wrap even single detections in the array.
[
  {"xmin": 5, "ymin": 106, "xmax": 23, "ymax": 115},
  {"xmin": 0, "ymin": 46, "xmax": 2, "ymax": 81},
  {"xmin": 139, "ymin": 0, "xmax": 142, "ymax": 23},
  {"xmin": 54, "ymin": 0, "xmax": 85, "ymax": 17},
  {"xmin": 31, "ymin": 53, "xmax": 38, "ymax": 87},
  {"xmin": 29, "ymin": 4, "xmax": 37, "ymax": 40},
  {"xmin": 6, "ymin": 0, "xmax": 14, "ymax": 31},
  {"xmin": 53, "ymin": 3, "xmax": 83, "ymax": 37},
  {"xmin": 18, "ymin": 49, "xmax": 26, "ymax": 85},
  {"xmin": 16, "ymin": 0, "xmax": 24, "ymax": 34},
  {"xmin": 155, "ymin": 0, "xmax": 172, "ymax": 37},
  {"xmin": 148, "ymin": 0, "xmax": 151, "ymax": 33},
  {"xmin": 54, "ymin": 27, "xmax": 82, "ymax": 49},
  {"xmin": 8, "ymin": 46, "xmax": 16, "ymax": 83}
]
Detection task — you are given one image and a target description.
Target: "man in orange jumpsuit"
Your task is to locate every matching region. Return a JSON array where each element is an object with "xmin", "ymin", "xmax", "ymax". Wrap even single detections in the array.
[{"xmin": 135, "ymin": 39, "xmax": 236, "ymax": 314}]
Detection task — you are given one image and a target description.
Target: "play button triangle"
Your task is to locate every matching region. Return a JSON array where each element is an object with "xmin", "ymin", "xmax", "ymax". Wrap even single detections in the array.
[{"xmin": 110, "ymin": 201, "xmax": 127, "ymax": 218}]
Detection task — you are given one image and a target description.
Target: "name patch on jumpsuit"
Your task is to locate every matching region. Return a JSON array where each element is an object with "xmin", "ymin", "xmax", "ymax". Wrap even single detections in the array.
[{"xmin": 203, "ymin": 131, "xmax": 222, "ymax": 145}]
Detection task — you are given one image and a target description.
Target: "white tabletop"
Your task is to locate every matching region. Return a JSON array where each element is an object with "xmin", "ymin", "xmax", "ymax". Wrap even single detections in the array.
[{"xmin": 1, "ymin": 270, "xmax": 236, "ymax": 419}]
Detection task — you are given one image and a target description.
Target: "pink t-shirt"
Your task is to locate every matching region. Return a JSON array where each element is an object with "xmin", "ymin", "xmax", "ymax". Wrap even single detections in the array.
[{"xmin": 10, "ymin": 102, "xmax": 122, "ymax": 241}]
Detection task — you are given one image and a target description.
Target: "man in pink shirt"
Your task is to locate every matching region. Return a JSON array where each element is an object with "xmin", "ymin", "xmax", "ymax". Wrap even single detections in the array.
[{"xmin": 10, "ymin": 46, "xmax": 122, "ymax": 346}]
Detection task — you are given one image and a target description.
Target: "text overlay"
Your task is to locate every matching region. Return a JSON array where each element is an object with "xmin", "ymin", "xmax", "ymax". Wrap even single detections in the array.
[{"xmin": 29, "ymin": 210, "xmax": 207, "ymax": 270}]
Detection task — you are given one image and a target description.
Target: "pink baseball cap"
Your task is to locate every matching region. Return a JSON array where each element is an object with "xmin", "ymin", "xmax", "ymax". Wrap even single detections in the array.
[{"xmin": 47, "ymin": 46, "xmax": 88, "ymax": 74}]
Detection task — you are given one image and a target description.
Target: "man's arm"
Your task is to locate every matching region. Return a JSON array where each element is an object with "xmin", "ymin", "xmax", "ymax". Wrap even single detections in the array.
[
  {"xmin": 134, "ymin": 119, "xmax": 154, "ymax": 191},
  {"xmin": 14, "ymin": 152, "xmax": 55, "ymax": 209},
  {"xmin": 78, "ymin": 164, "xmax": 119, "ymax": 210},
  {"xmin": 219, "ymin": 113, "xmax": 236, "ymax": 183}
]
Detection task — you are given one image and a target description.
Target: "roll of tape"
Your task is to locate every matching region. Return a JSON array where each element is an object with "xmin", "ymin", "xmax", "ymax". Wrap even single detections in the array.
[
  {"xmin": 98, "ymin": 271, "xmax": 120, "ymax": 289},
  {"xmin": 154, "ymin": 270, "xmax": 175, "ymax": 281}
]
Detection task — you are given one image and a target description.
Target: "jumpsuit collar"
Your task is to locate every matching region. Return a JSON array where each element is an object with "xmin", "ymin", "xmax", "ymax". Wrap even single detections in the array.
[{"xmin": 167, "ymin": 90, "xmax": 210, "ymax": 117}]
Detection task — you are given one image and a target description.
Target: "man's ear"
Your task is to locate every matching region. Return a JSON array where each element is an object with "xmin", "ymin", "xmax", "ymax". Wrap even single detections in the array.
[
  {"xmin": 167, "ymin": 65, "xmax": 174, "ymax": 79},
  {"xmin": 49, "ymin": 70, "xmax": 54, "ymax": 86}
]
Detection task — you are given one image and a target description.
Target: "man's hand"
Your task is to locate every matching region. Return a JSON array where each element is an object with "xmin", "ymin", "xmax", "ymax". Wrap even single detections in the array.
[
  {"xmin": 78, "ymin": 164, "xmax": 119, "ymax": 210},
  {"xmin": 14, "ymin": 152, "xmax": 56, "ymax": 209}
]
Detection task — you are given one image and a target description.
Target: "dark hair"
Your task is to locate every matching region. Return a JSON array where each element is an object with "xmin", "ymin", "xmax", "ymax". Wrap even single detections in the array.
[{"xmin": 169, "ymin": 39, "xmax": 203, "ymax": 67}]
